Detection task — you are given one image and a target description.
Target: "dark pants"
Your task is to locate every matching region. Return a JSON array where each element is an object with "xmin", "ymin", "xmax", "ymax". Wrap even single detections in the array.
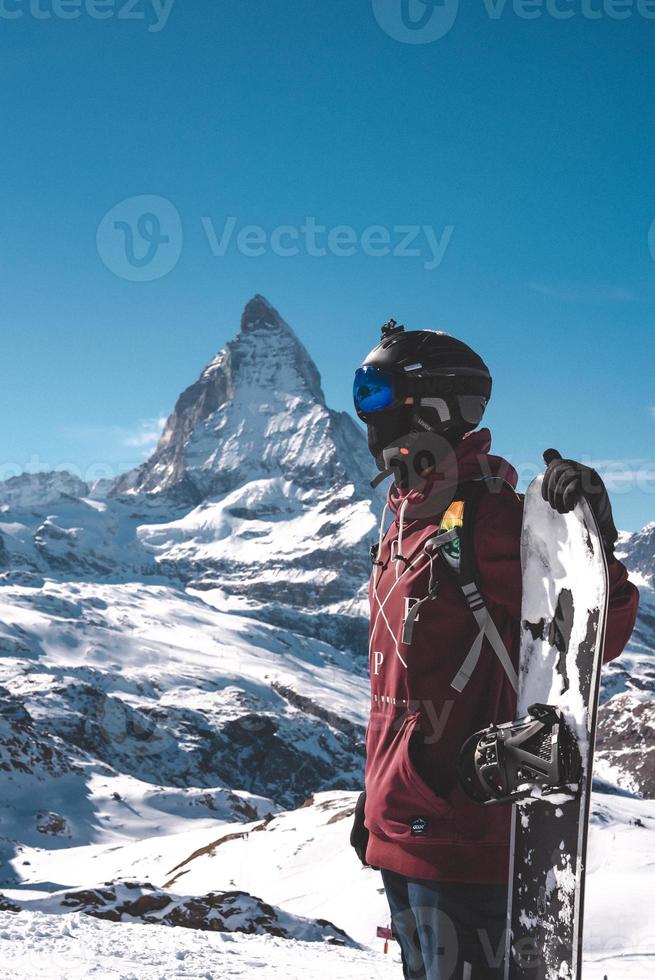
[{"xmin": 381, "ymin": 869, "xmax": 508, "ymax": 980}]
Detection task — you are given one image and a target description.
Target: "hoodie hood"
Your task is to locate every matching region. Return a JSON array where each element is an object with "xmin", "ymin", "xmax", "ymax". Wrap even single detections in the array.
[{"xmin": 387, "ymin": 428, "xmax": 518, "ymax": 521}]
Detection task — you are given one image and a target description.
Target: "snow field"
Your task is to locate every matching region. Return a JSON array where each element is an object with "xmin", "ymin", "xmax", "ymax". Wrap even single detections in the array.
[{"xmin": 0, "ymin": 909, "xmax": 401, "ymax": 980}]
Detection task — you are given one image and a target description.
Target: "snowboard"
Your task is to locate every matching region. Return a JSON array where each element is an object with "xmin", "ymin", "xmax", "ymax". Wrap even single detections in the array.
[{"xmin": 504, "ymin": 472, "xmax": 609, "ymax": 980}]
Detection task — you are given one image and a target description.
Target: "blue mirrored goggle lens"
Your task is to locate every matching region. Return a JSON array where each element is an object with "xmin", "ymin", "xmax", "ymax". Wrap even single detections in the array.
[{"xmin": 353, "ymin": 366, "xmax": 396, "ymax": 415}]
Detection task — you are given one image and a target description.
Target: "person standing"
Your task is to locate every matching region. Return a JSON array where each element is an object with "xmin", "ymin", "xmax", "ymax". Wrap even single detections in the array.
[{"xmin": 350, "ymin": 320, "xmax": 638, "ymax": 979}]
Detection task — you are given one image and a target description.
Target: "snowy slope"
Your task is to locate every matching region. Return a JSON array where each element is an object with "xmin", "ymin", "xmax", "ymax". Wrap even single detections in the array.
[
  {"xmin": 0, "ymin": 578, "xmax": 368, "ymax": 859},
  {"xmin": 3, "ymin": 909, "xmax": 654, "ymax": 980},
  {"xmin": 2, "ymin": 791, "xmax": 654, "ymax": 977},
  {"xmin": 0, "ymin": 911, "xmax": 401, "ymax": 980},
  {"xmin": 0, "ymin": 488, "xmax": 168, "ymax": 581},
  {"xmin": 138, "ymin": 476, "xmax": 376, "ymax": 650}
]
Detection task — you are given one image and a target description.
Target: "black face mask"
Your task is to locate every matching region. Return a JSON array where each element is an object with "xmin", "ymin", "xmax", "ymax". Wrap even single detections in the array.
[
  {"xmin": 367, "ymin": 407, "xmax": 467, "ymax": 464},
  {"xmin": 366, "ymin": 406, "xmax": 415, "ymax": 467}
]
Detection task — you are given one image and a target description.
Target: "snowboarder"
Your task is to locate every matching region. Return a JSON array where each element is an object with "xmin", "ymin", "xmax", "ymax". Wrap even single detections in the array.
[{"xmin": 350, "ymin": 320, "xmax": 639, "ymax": 979}]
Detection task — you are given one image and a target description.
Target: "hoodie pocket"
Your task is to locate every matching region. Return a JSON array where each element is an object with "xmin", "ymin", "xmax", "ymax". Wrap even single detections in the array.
[
  {"xmin": 368, "ymin": 712, "xmax": 454, "ymax": 844},
  {"xmin": 448, "ymin": 782, "xmax": 512, "ymax": 844}
]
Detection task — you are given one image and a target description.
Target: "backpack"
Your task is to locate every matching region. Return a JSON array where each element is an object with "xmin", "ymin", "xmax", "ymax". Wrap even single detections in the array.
[{"xmin": 400, "ymin": 476, "xmax": 521, "ymax": 694}]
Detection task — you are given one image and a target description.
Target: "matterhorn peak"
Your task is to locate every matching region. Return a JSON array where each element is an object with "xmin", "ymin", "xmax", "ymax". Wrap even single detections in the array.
[
  {"xmin": 112, "ymin": 296, "xmax": 370, "ymax": 502},
  {"xmin": 199, "ymin": 294, "xmax": 326, "ymax": 406},
  {"xmin": 240, "ymin": 293, "xmax": 289, "ymax": 333}
]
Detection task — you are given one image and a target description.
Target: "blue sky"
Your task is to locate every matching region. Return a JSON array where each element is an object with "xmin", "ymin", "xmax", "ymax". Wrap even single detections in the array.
[{"xmin": 1, "ymin": 1, "xmax": 655, "ymax": 529}]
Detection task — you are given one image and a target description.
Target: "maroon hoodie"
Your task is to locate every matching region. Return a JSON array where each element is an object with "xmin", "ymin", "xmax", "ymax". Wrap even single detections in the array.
[{"xmin": 364, "ymin": 428, "xmax": 639, "ymax": 883}]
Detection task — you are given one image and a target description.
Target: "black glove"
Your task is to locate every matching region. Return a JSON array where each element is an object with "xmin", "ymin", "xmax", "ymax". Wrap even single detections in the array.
[
  {"xmin": 542, "ymin": 449, "xmax": 618, "ymax": 554},
  {"xmin": 350, "ymin": 790, "xmax": 369, "ymax": 866}
]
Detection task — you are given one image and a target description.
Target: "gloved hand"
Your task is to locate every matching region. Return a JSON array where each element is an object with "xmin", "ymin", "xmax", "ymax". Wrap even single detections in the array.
[
  {"xmin": 350, "ymin": 790, "xmax": 369, "ymax": 866},
  {"xmin": 542, "ymin": 450, "xmax": 618, "ymax": 554}
]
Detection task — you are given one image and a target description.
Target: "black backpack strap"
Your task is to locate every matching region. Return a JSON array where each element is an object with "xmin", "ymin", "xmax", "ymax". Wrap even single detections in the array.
[{"xmin": 439, "ymin": 477, "xmax": 519, "ymax": 693}]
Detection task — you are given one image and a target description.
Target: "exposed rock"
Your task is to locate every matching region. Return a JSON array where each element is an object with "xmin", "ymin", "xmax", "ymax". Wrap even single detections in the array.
[
  {"xmin": 597, "ymin": 693, "xmax": 655, "ymax": 798},
  {"xmin": 0, "ymin": 881, "xmax": 358, "ymax": 946},
  {"xmin": 35, "ymin": 812, "xmax": 70, "ymax": 837}
]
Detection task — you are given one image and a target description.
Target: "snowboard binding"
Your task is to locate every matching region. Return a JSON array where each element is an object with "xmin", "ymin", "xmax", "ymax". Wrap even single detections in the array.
[{"xmin": 458, "ymin": 703, "xmax": 582, "ymax": 805}]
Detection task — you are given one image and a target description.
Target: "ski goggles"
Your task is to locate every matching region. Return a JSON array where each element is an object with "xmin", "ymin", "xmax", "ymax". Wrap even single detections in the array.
[
  {"xmin": 353, "ymin": 364, "xmax": 492, "ymax": 421},
  {"xmin": 353, "ymin": 366, "xmax": 402, "ymax": 419}
]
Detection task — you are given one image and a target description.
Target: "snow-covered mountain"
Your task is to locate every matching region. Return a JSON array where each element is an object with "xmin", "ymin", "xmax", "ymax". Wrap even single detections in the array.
[
  {"xmin": 620, "ymin": 523, "xmax": 655, "ymax": 586},
  {"xmin": 0, "ymin": 296, "xmax": 378, "ymax": 649},
  {"xmin": 0, "ymin": 297, "xmax": 376, "ymax": 882},
  {"xmin": 595, "ymin": 535, "xmax": 655, "ymax": 796},
  {"xmin": 112, "ymin": 295, "xmax": 372, "ymax": 502},
  {"xmin": 0, "ymin": 578, "xmax": 368, "ymax": 837},
  {"xmin": 0, "ymin": 294, "xmax": 653, "ymax": 975}
]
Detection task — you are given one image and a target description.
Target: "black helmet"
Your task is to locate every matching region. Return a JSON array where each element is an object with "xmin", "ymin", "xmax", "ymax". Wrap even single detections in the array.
[{"xmin": 354, "ymin": 319, "xmax": 492, "ymax": 462}]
